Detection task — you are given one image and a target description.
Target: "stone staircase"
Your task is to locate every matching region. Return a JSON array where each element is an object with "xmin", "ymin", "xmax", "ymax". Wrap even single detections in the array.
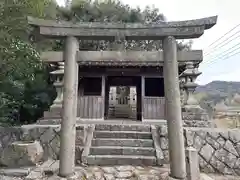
[
  {"xmin": 84, "ymin": 124, "xmax": 158, "ymax": 166},
  {"xmin": 113, "ymin": 104, "xmax": 131, "ymax": 118}
]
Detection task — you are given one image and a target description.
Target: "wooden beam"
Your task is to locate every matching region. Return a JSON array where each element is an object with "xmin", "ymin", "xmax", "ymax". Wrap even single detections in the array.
[
  {"xmin": 28, "ymin": 16, "xmax": 217, "ymax": 40},
  {"xmin": 78, "ymin": 66, "xmax": 164, "ymax": 76},
  {"xmin": 40, "ymin": 50, "xmax": 203, "ymax": 65}
]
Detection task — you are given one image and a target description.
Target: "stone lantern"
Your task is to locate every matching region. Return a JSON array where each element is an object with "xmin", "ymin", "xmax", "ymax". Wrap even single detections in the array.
[
  {"xmin": 50, "ymin": 62, "xmax": 64, "ymax": 108},
  {"xmin": 41, "ymin": 62, "xmax": 64, "ymax": 123},
  {"xmin": 182, "ymin": 62, "xmax": 202, "ymax": 108},
  {"xmin": 179, "ymin": 75, "xmax": 187, "ymax": 106},
  {"xmin": 181, "ymin": 62, "xmax": 211, "ymax": 127}
]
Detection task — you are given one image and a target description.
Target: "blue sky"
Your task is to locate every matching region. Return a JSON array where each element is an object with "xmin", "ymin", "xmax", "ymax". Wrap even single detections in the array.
[{"xmin": 57, "ymin": 0, "xmax": 240, "ymax": 85}]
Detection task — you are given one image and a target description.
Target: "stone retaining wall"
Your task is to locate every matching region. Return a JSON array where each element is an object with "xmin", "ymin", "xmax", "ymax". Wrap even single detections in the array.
[
  {"xmin": 0, "ymin": 125, "xmax": 85, "ymax": 166},
  {"xmin": 158, "ymin": 126, "xmax": 240, "ymax": 175},
  {"xmin": 1, "ymin": 124, "xmax": 240, "ymax": 176}
]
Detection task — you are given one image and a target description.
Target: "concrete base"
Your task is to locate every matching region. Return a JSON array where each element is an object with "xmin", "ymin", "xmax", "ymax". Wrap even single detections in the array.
[
  {"xmin": 37, "ymin": 119, "xmax": 61, "ymax": 124},
  {"xmin": 50, "ymin": 172, "xmax": 84, "ymax": 180},
  {"xmin": 39, "ymin": 106, "xmax": 62, "ymax": 122}
]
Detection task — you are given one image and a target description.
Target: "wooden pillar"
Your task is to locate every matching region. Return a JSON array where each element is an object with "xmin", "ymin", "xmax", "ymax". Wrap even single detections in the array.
[
  {"xmin": 141, "ymin": 76, "xmax": 145, "ymax": 121},
  {"xmin": 104, "ymin": 78, "xmax": 110, "ymax": 119},
  {"xmin": 75, "ymin": 65, "xmax": 79, "ymax": 118},
  {"xmin": 136, "ymin": 82, "xmax": 141, "ymax": 121},
  {"xmin": 59, "ymin": 36, "xmax": 79, "ymax": 177},
  {"xmin": 102, "ymin": 76, "xmax": 106, "ymax": 120},
  {"xmin": 163, "ymin": 36, "xmax": 186, "ymax": 179},
  {"xmin": 77, "ymin": 78, "xmax": 83, "ymax": 117}
]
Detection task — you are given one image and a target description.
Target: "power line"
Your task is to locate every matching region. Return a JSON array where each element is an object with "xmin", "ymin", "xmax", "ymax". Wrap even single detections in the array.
[
  {"xmin": 201, "ymin": 66, "xmax": 239, "ymax": 77},
  {"xmin": 198, "ymin": 35, "xmax": 240, "ymax": 81},
  {"xmin": 201, "ymin": 25, "xmax": 240, "ymax": 65},
  {"xmin": 206, "ymin": 50, "xmax": 240, "ymax": 68},
  {"xmin": 202, "ymin": 48, "xmax": 240, "ymax": 69},
  {"xmin": 203, "ymin": 23, "xmax": 240, "ymax": 54},
  {"xmin": 202, "ymin": 66, "xmax": 238, "ymax": 76},
  {"xmin": 204, "ymin": 30, "xmax": 240, "ymax": 57},
  {"xmin": 199, "ymin": 52, "xmax": 240, "ymax": 80},
  {"xmin": 202, "ymin": 41, "xmax": 240, "ymax": 66}
]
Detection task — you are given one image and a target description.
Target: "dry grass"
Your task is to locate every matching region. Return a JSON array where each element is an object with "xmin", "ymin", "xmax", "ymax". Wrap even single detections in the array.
[{"xmin": 214, "ymin": 118, "xmax": 240, "ymax": 129}]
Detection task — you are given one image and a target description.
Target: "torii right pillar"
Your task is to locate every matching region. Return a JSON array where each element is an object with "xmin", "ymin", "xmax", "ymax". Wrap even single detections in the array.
[{"xmin": 163, "ymin": 36, "xmax": 186, "ymax": 180}]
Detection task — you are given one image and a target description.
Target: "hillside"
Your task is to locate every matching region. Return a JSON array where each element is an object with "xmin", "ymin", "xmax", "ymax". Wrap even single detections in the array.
[
  {"xmin": 194, "ymin": 81, "xmax": 240, "ymax": 116},
  {"xmin": 196, "ymin": 81, "xmax": 240, "ymax": 96}
]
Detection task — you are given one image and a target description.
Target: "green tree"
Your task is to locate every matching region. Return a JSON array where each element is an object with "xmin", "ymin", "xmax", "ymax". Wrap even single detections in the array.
[
  {"xmin": 0, "ymin": 0, "xmax": 191, "ymax": 125},
  {"xmin": 0, "ymin": 0, "xmax": 57, "ymax": 125},
  {"xmin": 55, "ymin": 0, "xmax": 191, "ymax": 51}
]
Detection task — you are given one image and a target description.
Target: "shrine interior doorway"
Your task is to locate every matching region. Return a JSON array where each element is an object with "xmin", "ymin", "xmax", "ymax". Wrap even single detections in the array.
[{"xmin": 104, "ymin": 76, "xmax": 142, "ymax": 121}]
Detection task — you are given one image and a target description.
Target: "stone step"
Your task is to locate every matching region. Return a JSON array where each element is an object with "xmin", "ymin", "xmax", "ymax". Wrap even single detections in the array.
[
  {"xmin": 114, "ymin": 112, "xmax": 129, "ymax": 114},
  {"xmin": 114, "ymin": 107, "xmax": 131, "ymax": 112},
  {"xmin": 114, "ymin": 114, "xmax": 129, "ymax": 118},
  {"xmin": 93, "ymin": 131, "xmax": 152, "ymax": 139},
  {"xmin": 95, "ymin": 124, "xmax": 151, "ymax": 132},
  {"xmin": 114, "ymin": 109, "xmax": 130, "ymax": 112},
  {"xmin": 114, "ymin": 104, "xmax": 130, "ymax": 108},
  {"xmin": 114, "ymin": 106, "xmax": 129, "ymax": 109},
  {"xmin": 92, "ymin": 138, "xmax": 154, "ymax": 147},
  {"xmin": 114, "ymin": 110, "xmax": 130, "ymax": 113},
  {"xmin": 90, "ymin": 146, "xmax": 155, "ymax": 156},
  {"xmin": 87, "ymin": 155, "xmax": 156, "ymax": 166}
]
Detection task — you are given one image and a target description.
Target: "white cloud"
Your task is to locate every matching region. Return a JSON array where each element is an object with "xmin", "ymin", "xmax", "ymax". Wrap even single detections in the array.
[{"xmin": 57, "ymin": 0, "xmax": 65, "ymax": 6}]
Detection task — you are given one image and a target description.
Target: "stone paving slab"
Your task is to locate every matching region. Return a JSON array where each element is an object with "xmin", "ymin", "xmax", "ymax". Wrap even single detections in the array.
[
  {"xmin": 1, "ymin": 164, "xmax": 240, "ymax": 180},
  {"xmin": 0, "ymin": 167, "xmax": 31, "ymax": 177},
  {"xmin": 25, "ymin": 161, "xmax": 170, "ymax": 180},
  {"xmin": 41, "ymin": 165, "xmax": 170, "ymax": 180}
]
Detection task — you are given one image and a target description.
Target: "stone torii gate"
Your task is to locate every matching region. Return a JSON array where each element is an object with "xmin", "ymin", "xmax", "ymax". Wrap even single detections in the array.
[{"xmin": 27, "ymin": 16, "xmax": 217, "ymax": 180}]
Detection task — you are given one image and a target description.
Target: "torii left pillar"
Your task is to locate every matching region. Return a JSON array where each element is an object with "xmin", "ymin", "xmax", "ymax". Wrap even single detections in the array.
[
  {"xmin": 59, "ymin": 36, "xmax": 79, "ymax": 177},
  {"xmin": 163, "ymin": 36, "xmax": 186, "ymax": 180}
]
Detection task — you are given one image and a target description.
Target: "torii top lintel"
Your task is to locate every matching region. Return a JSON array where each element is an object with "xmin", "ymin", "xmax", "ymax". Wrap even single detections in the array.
[{"xmin": 27, "ymin": 16, "xmax": 217, "ymax": 40}]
